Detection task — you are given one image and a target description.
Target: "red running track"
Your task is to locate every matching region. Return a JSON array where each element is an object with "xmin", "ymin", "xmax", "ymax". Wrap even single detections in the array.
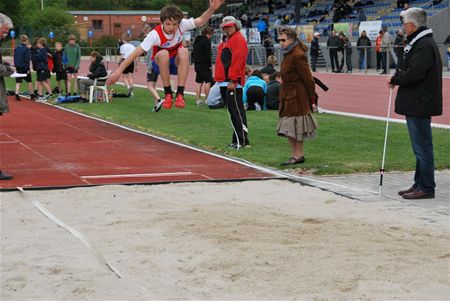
[
  {"xmin": 0, "ymin": 97, "xmax": 277, "ymax": 190},
  {"xmin": 80, "ymin": 59, "xmax": 449, "ymax": 126}
]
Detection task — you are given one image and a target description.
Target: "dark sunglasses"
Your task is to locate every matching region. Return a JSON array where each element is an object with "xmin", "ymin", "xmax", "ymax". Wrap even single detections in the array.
[{"xmin": 278, "ymin": 38, "xmax": 287, "ymax": 42}]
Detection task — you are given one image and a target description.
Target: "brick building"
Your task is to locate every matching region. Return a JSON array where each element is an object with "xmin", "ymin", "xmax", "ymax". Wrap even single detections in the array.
[{"xmin": 68, "ymin": 10, "xmax": 186, "ymax": 40}]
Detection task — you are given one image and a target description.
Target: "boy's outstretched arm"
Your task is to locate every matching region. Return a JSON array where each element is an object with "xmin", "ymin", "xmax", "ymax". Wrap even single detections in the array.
[
  {"xmin": 194, "ymin": 0, "xmax": 225, "ymax": 27},
  {"xmin": 106, "ymin": 46, "xmax": 145, "ymax": 85}
]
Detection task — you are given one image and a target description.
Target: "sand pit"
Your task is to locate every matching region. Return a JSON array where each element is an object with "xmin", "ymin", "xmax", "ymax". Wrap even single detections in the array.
[{"xmin": 1, "ymin": 180, "xmax": 449, "ymax": 300}]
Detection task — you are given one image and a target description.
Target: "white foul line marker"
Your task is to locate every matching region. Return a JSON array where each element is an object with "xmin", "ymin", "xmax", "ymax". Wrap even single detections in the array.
[{"xmin": 81, "ymin": 171, "xmax": 194, "ymax": 180}]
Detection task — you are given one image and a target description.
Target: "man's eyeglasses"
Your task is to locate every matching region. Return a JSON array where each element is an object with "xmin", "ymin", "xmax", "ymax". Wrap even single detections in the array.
[{"xmin": 278, "ymin": 38, "xmax": 287, "ymax": 42}]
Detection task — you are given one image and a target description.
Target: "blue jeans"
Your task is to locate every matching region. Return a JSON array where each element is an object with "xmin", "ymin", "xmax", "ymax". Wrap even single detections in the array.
[
  {"xmin": 406, "ymin": 116, "xmax": 436, "ymax": 193},
  {"xmin": 381, "ymin": 52, "xmax": 387, "ymax": 72},
  {"xmin": 358, "ymin": 49, "xmax": 370, "ymax": 70}
]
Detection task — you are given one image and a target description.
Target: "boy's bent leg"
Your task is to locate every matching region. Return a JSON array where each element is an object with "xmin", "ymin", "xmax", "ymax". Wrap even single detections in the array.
[
  {"xmin": 174, "ymin": 48, "xmax": 190, "ymax": 108},
  {"xmin": 155, "ymin": 50, "xmax": 170, "ymax": 88},
  {"xmin": 175, "ymin": 48, "xmax": 190, "ymax": 87}
]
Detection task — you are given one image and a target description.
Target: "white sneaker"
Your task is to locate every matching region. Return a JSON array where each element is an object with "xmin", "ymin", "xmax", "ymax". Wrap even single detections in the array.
[
  {"xmin": 254, "ymin": 103, "xmax": 262, "ymax": 111},
  {"xmin": 153, "ymin": 99, "xmax": 163, "ymax": 112}
]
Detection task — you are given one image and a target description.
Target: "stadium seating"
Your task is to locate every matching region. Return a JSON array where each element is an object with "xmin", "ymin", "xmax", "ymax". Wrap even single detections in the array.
[{"xmin": 250, "ymin": 0, "xmax": 449, "ymax": 38}]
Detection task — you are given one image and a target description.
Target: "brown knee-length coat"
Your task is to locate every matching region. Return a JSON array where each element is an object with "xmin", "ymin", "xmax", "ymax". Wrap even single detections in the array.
[{"xmin": 279, "ymin": 42, "xmax": 316, "ymax": 117}]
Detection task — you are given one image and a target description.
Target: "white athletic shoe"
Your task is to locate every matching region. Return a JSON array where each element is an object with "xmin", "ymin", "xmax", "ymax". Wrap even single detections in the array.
[{"xmin": 152, "ymin": 99, "xmax": 163, "ymax": 112}]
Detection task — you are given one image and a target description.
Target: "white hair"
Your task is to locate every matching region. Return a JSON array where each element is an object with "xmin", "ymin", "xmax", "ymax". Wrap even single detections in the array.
[
  {"xmin": 314, "ymin": 32, "xmax": 321, "ymax": 37},
  {"xmin": 0, "ymin": 13, "xmax": 13, "ymax": 29},
  {"xmin": 400, "ymin": 7, "xmax": 427, "ymax": 28}
]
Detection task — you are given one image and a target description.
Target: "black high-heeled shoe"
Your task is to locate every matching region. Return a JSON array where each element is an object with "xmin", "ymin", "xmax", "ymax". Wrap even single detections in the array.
[{"xmin": 281, "ymin": 156, "xmax": 305, "ymax": 166}]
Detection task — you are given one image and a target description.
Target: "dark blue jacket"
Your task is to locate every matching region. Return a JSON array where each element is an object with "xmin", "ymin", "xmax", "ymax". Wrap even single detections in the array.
[
  {"xmin": 52, "ymin": 49, "xmax": 68, "ymax": 73},
  {"xmin": 35, "ymin": 47, "xmax": 48, "ymax": 71},
  {"xmin": 13, "ymin": 43, "xmax": 31, "ymax": 71},
  {"xmin": 310, "ymin": 37, "xmax": 320, "ymax": 57},
  {"xmin": 391, "ymin": 27, "xmax": 442, "ymax": 117}
]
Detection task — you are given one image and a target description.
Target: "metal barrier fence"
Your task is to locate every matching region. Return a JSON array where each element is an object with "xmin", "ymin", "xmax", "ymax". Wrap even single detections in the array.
[
  {"xmin": 2, "ymin": 44, "xmax": 449, "ymax": 72},
  {"xmin": 316, "ymin": 44, "xmax": 450, "ymax": 73}
]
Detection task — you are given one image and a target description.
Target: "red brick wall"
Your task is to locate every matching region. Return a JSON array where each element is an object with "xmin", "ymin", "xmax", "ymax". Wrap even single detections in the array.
[{"xmin": 72, "ymin": 13, "xmax": 161, "ymax": 40}]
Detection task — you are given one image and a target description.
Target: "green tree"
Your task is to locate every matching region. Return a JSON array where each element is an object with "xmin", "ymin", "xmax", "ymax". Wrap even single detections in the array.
[
  {"xmin": 49, "ymin": 0, "xmax": 68, "ymax": 8},
  {"xmin": 29, "ymin": 7, "xmax": 74, "ymax": 32},
  {"xmin": 174, "ymin": 0, "xmax": 208, "ymax": 16},
  {"xmin": 0, "ymin": 0, "xmax": 23, "ymax": 29}
]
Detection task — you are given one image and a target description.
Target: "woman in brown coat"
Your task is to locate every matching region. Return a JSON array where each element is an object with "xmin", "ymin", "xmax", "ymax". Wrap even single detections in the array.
[{"xmin": 277, "ymin": 26, "xmax": 318, "ymax": 165}]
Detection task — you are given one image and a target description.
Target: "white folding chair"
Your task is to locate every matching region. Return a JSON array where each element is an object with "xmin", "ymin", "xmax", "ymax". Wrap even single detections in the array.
[{"xmin": 89, "ymin": 70, "xmax": 111, "ymax": 103}]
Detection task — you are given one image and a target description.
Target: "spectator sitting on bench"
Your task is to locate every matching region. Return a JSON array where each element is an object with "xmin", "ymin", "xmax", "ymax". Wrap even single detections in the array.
[{"xmin": 78, "ymin": 51, "xmax": 107, "ymax": 102}]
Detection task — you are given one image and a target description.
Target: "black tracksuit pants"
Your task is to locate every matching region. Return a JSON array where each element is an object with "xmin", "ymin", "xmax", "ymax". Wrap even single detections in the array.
[{"xmin": 220, "ymin": 86, "xmax": 249, "ymax": 146}]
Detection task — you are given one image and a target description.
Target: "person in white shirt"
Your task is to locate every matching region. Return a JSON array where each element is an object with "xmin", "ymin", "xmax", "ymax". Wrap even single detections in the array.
[
  {"xmin": 107, "ymin": 0, "xmax": 224, "ymax": 110},
  {"xmin": 119, "ymin": 34, "xmax": 136, "ymax": 96}
]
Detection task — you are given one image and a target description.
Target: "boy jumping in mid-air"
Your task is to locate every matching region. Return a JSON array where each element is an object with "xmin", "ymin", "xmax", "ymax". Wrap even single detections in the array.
[{"xmin": 107, "ymin": 0, "xmax": 224, "ymax": 109}]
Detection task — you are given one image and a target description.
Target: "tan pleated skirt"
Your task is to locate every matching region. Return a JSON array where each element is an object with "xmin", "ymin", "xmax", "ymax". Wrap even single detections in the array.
[{"xmin": 277, "ymin": 114, "xmax": 318, "ymax": 141}]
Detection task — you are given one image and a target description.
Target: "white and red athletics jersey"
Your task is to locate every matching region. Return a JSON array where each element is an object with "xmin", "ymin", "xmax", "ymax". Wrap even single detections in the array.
[{"xmin": 140, "ymin": 18, "xmax": 195, "ymax": 59}]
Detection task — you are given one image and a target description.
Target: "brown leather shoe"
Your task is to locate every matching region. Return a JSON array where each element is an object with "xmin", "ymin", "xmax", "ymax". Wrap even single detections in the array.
[
  {"xmin": 402, "ymin": 190, "xmax": 435, "ymax": 200},
  {"xmin": 398, "ymin": 186, "xmax": 415, "ymax": 196}
]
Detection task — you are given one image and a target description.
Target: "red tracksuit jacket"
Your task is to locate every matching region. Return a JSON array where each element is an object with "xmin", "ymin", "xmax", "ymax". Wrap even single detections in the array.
[{"xmin": 214, "ymin": 31, "xmax": 248, "ymax": 86}]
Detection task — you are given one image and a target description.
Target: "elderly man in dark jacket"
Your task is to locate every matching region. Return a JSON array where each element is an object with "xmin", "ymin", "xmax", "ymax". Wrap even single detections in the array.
[
  {"xmin": 0, "ymin": 13, "xmax": 15, "ymax": 180},
  {"xmin": 389, "ymin": 7, "xmax": 443, "ymax": 200}
]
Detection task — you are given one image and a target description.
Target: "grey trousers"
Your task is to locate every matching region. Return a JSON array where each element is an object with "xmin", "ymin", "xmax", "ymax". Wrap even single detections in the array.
[{"xmin": 78, "ymin": 78, "xmax": 105, "ymax": 94}]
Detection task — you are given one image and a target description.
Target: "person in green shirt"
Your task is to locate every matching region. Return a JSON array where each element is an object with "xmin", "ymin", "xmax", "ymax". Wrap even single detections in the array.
[{"xmin": 64, "ymin": 34, "xmax": 81, "ymax": 95}]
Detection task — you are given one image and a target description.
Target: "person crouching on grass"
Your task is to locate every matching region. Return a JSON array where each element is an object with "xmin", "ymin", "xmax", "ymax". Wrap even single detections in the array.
[
  {"xmin": 106, "ymin": 0, "xmax": 225, "ymax": 109},
  {"xmin": 78, "ymin": 51, "xmax": 107, "ymax": 102},
  {"xmin": 277, "ymin": 26, "xmax": 318, "ymax": 166}
]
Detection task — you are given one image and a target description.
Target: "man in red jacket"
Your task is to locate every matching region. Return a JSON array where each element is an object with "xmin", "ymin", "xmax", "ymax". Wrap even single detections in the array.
[{"xmin": 215, "ymin": 16, "xmax": 249, "ymax": 149}]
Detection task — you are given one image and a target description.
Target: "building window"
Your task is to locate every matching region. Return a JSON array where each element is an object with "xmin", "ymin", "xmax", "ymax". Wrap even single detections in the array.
[{"xmin": 93, "ymin": 20, "xmax": 103, "ymax": 30}]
